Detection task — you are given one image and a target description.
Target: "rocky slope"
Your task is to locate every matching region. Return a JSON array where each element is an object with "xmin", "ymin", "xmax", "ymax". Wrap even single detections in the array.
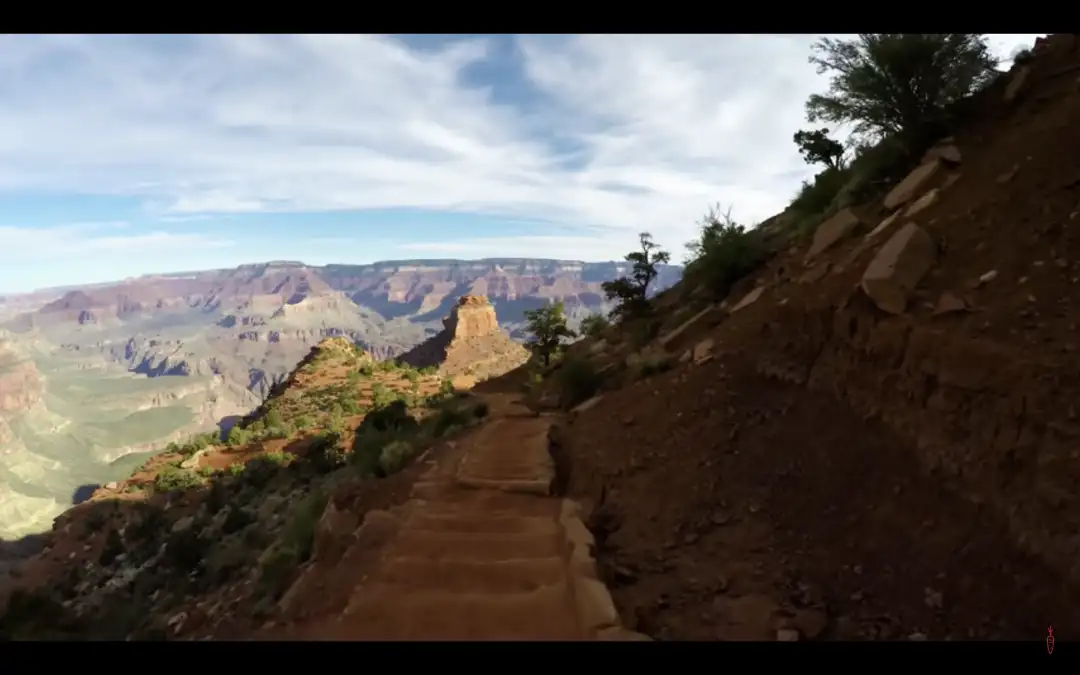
[
  {"xmin": 532, "ymin": 33, "xmax": 1080, "ymax": 641},
  {"xmin": 10, "ymin": 34, "xmax": 1070, "ymax": 642}
]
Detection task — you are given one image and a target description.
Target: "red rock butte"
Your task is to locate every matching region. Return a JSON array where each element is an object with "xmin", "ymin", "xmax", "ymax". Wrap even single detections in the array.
[
  {"xmin": 443, "ymin": 295, "xmax": 501, "ymax": 340},
  {"xmin": 397, "ymin": 295, "xmax": 528, "ymax": 380}
]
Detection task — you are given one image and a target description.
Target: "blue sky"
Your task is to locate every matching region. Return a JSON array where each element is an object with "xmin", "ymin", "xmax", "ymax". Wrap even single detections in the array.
[{"xmin": 0, "ymin": 34, "xmax": 1043, "ymax": 294}]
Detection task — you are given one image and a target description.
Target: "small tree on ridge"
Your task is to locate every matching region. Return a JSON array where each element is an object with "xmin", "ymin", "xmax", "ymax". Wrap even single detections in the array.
[
  {"xmin": 602, "ymin": 232, "xmax": 670, "ymax": 320},
  {"xmin": 793, "ymin": 128, "xmax": 846, "ymax": 170},
  {"xmin": 524, "ymin": 301, "xmax": 576, "ymax": 367}
]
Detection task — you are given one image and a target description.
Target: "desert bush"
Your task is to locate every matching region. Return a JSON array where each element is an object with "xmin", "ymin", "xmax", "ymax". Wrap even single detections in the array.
[
  {"xmin": 264, "ymin": 408, "xmax": 285, "ymax": 429},
  {"xmin": 789, "ymin": 166, "xmax": 850, "ymax": 224},
  {"xmin": 281, "ymin": 489, "xmax": 328, "ymax": 563},
  {"xmin": 152, "ymin": 465, "xmax": 203, "ymax": 493},
  {"xmin": 557, "ymin": 357, "xmax": 604, "ymax": 409},
  {"xmin": 358, "ymin": 400, "xmax": 419, "ymax": 436},
  {"xmin": 256, "ymin": 489, "xmax": 329, "ymax": 599},
  {"xmin": 311, "ymin": 430, "xmax": 347, "ymax": 473},
  {"xmin": 580, "ymin": 313, "xmax": 610, "ymax": 339},
  {"xmin": 682, "ymin": 205, "xmax": 769, "ymax": 302},
  {"xmin": 378, "ymin": 439, "xmax": 415, "ymax": 475},
  {"xmin": 524, "ymin": 301, "xmax": 577, "ymax": 367}
]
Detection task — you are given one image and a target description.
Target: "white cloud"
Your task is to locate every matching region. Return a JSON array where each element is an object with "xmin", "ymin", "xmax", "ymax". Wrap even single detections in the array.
[
  {"xmin": 0, "ymin": 223, "xmax": 232, "ymax": 261},
  {"xmin": 395, "ymin": 234, "xmax": 622, "ymax": 262},
  {"xmin": 0, "ymin": 33, "xmax": 1045, "ymax": 263}
]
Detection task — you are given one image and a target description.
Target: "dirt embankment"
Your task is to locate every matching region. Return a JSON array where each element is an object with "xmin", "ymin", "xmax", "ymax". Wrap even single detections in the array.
[{"xmin": 557, "ymin": 35, "xmax": 1080, "ymax": 641}]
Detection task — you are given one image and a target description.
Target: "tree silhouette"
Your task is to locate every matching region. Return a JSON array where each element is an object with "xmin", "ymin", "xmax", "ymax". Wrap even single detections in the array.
[
  {"xmin": 805, "ymin": 34, "xmax": 998, "ymax": 147},
  {"xmin": 602, "ymin": 232, "xmax": 670, "ymax": 320},
  {"xmin": 793, "ymin": 128, "xmax": 846, "ymax": 170},
  {"xmin": 524, "ymin": 301, "xmax": 576, "ymax": 367}
]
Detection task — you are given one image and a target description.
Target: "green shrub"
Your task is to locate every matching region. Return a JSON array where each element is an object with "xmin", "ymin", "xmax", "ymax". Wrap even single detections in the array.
[
  {"xmin": 281, "ymin": 489, "xmax": 329, "ymax": 563},
  {"xmin": 265, "ymin": 408, "xmax": 285, "ymax": 429},
  {"xmin": 378, "ymin": 439, "xmax": 415, "ymax": 475},
  {"xmin": 789, "ymin": 166, "xmax": 849, "ymax": 222},
  {"xmin": 152, "ymin": 465, "xmax": 203, "ymax": 493},
  {"xmin": 557, "ymin": 357, "xmax": 604, "ymax": 409},
  {"xmin": 311, "ymin": 431, "xmax": 347, "ymax": 473},
  {"xmin": 682, "ymin": 205, "xmax": 769, "ymax": 302},
  {"xmin": 350, "ymin": 429, "xmax": 392, "ymax": 476},
  {"xmin": 580, "ymin": 314, "xmax": 610, "ymax": 339},
  {"xmin": 358, "ymin": 400, "xmax": 419, "ymax": 435}
]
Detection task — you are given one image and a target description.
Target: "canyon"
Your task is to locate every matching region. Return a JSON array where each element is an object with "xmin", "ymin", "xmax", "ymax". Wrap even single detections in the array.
[{"xmin": 0, "ymin": 258, "xmax": 681, "ymax": 539}]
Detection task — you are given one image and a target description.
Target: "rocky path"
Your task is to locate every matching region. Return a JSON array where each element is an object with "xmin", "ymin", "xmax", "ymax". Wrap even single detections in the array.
[{"xmin": 328, "ymin": 393, "xmax": 644, "ymax": 641}]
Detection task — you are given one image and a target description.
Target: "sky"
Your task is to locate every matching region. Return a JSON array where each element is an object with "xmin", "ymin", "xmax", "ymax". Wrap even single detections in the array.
[{"xmin": 0, "ymin": 34, "xmax": 1044, "ymax": 294}]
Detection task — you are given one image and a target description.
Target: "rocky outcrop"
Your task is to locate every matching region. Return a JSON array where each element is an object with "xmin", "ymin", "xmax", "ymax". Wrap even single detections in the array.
[
  {"xmin": 805, "ymin": 208, "xmax": 869, "ymax": 262},
  {"xmin": 444, "ymin": 295, "xmax": 500, "ymax": 339},
  {"xmin": 860, "ymin": 223, "xmax": 936, "ymax": 315},
  {"xmin": 396, "ymin": 295, "xmax": 528, "ymax": 380},
  {"xmin": 883, "ymin": 159, "xmax": 949, "ymax": 211},
  {"xmin": 0, "ymin": 341, "xmax": 43, "ymax": 413}
]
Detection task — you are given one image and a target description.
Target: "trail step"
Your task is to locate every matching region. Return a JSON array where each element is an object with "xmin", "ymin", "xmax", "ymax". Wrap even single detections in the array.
[
  {"xmin": 406, "ymin": 512, "xmax": 560, "ymax": 536},
  {"xmin": 374, "ymin": 556, "xmax": 567, "ymax": 593},
  {"xmin": 343, "ymin": 581, "xmax": 581, "ymax": 640},
  {"xmin": 388, "ymin": 529, "xmax": 563, "ymax": 561}
]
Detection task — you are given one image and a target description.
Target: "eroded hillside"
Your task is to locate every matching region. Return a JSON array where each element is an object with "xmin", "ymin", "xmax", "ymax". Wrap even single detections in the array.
[
  {"xmin": 0, "ymin": 259, "xmax": 678, "ymax": 540},
  {"xmin": 3, "ymin": 34, "xmax": 1076, "ymax": 642},
  {"xmin": 534, "ymin": 34, "xmax": 1080, "ymax": 640},
  {"xmin": 0, "ymin": 296, "xmax": 541, "ymax": 639}
]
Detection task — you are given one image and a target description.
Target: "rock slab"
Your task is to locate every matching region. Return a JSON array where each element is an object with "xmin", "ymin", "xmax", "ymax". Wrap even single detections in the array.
[{"xmin": 860, "ymin": 223, "xmax": 937, "ymax": 314}]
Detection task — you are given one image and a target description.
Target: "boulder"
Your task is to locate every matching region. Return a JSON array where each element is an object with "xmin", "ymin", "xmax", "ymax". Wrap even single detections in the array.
[
  {"xmin": 730, "ymin": 287, "xmax": 764, "ymax": 313},
  {"xmin": 866, "ymin": 211, "xmax": 902, "ymax": 241},
  {"xmin": 904, "ymin": 188, "xmax": 941, "ymax": 218},
  {"xmin": 805, "ymin": 208, "xmax": 868, "ymax": 262},
  {"xmin": 860, "ymin": 223, "xmax": 937, "ymax": 314},
  {"xmin": 883, "ymin": 159, "xmax": 947, "ymax": 211},
  {"xmin": 923, "ymin": 144, "xmax": 961, "ymax": 165},
  {"xmin": 1004, "ymin": 66, "xmax": 1030, "ymax": 104}
]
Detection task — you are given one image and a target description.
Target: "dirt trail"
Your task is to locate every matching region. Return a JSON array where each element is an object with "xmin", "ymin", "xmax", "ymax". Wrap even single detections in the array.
[{"xmin": 307, "ymin": 393, "xmax": 641, "ymax": 641}]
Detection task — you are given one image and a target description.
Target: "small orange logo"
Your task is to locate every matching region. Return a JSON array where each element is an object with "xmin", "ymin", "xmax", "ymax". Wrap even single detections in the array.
[{"xmin": 1047, "ymin": 626, "xmax": 1054, "ymax": 655}]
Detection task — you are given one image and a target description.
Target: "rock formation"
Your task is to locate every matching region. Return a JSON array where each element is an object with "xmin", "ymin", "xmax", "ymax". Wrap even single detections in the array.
[{"xmin": 396, "ymin": 295, "xmax": 528, "ymax": 381}]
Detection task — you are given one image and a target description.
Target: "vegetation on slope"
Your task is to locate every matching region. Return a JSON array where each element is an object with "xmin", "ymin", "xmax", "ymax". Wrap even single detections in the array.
[
  {"xmin": 523, "ymin": 33, "xmax": 1012, "ymax": 414},
  {"xmin": 0, "ymin": 337, "xmax": 487, "ymax": 640}
]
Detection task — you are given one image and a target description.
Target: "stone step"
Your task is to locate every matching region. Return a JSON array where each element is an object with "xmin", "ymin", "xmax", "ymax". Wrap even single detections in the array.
[
  {"xmin": 374, "ymin": 555, "xmax": 568, "ymax": 593},
  {"xmin": 388, "ymin": 529, "xmax": 563, "ymax": 561},
  {"xmin": 412, "ymin": 492, "xmax": 559, "ymax": 517},
  {"xmin": 406, "ymin": 512, "xmax": 559, "ymax": 536},
  {"xmin": 343, "ymin": 581, "xmax": 581, "ymax": 640},
  {"xmin": 456, "ymin": 475, "xmax": 552, "ymax": 495}
]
